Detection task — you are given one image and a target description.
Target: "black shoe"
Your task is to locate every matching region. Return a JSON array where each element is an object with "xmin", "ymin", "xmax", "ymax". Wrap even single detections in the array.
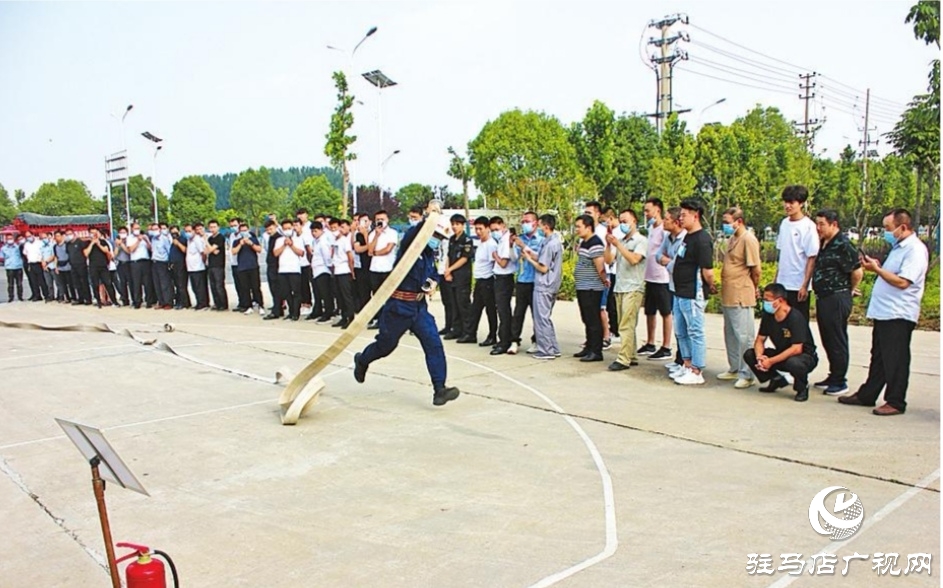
[
  {"xmin": 637, "ymin": 343, "xmax": 656, "ymax": 355},
  {"xmin": 263, "ymin": 314, "xmax": 281, "ymax": 320},
  {"xmin": 438, "ymin": 327, "xmax": 451, "ymax": 335},
  {"xmin": 316, "ymin": 316, "xmax": 332, "ymax": 323},
  {"xmin": 794, "ymin": 387, "xmax": 809, "ymax": 402},
  {"xmin": 573, "ymin": 349, "xmax": 590, "ymax": 358},
  {"xmin": 758, "ymin": 376, "xmax": 788, "ymax": 393},
  {"xmin": 305, "ymin": 313, "xmax": 321, "ymax": 321},
  {"xmin": 367, "ymin": 319, "xmax": 379, "ymax": 330},
  {"xmin": 608, "ymin": 361, "xmax": 630, "ymax": 371},
  {"xmin": 353, "ymin": 352, "xmax": 367, "ymax": 383},
  {"xmin": 70, "ymin": 301, "xmax": 82, "ymax": 305},
  {"xmin": 290, "ymin": 316, "xmax": 300, "ymax": 321},
  {"xmin": 433, "ymin": 385, "xmax": 460, "ymax": 406},
  {"xmin": 456, "ymin": 336, "xmax": 477, "ymax": 344},
  {"xmin": 490, "ymin": 347, "xmax": 509, "ymax": 356},
  {"xmin": 443, "ymin": 332, "xmax": 460, "ymax": 340},
  {"xmin": 333, "ymin": 319, "xmax": 350, "ymax": 328},
  {"xmin": 648, "ymin": 347, "xmax": 672, "ymax": 360},
  {"xmin": 232, "ymin": 307, "xmax": 247, "ymax": 313},
  {"xmin": 580, "ymin": 353, "xmax": 604, "ymax": 363},
  {"xmin": 478, "ymin": 337, "xmax": 496, "ymax": 347},
  {"xmin": 838, "ymin": 393, "xmax": 874, "ymax": 407}
]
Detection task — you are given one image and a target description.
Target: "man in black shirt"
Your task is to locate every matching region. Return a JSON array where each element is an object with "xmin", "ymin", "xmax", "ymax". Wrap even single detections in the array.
[
  {"xmin": 444, "ymin": 214, "xmax": 473, "ymax": 340},
  {"xmin": 352, "ymin": 213, "xmax": 372, "ymax": 312},
  {"xmin": 262, "ymin": 220, "xmax": 284, "ymax": 319},
  {"xmin": 812, "ymin": 210, "xmax": 863, "ymax": 396},
  {"xmin": 205, "ymin": 220, "xmax": 229, "ymax": 310},
  {"xmin": 744, "ymin": 283, "xmax": 819, "ymax": 401},
  {"xmin": 84, "ymin": 227, "xmax": 117, "ymax": 308},
  {"xmin": 66, "ymin": 229, "xmax": 92, "ymax": 305}
]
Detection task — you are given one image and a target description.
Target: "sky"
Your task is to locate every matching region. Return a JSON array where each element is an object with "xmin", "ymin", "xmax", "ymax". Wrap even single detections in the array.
[{"xmin": 0, "ymin": 1, "xmax": 935, "ymax": 202}]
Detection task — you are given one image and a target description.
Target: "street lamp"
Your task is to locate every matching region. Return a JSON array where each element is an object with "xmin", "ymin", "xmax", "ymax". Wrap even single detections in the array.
[
  {"xmin": 697, "ymin": 97, "xmax": 727, "ymax": 128},
  {"xmin": 362, "ymin": 69, "xmax": 397, "ymax": 196},
  {"xmin": 327, "ymin": 26, "xmax": 378, "ymax": 213},
  {"xmin": 448, "ymin": 146, "xmax": 471, "ymax": 220},
  {"xmin": 141, "ymin": 132, "xmax": 163, "ymax": 223},
  {"xmin": 379, "ymin": 149, "xmax": 401, "ymax": 206},
  {"xmin": 110, "ymin": 104, "xmax": 133, "ymax": 226}
]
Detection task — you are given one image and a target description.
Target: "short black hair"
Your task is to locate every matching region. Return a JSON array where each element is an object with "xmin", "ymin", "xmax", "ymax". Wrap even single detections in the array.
[
  {"xmin": 311, "ymin": 221, "xmax": 323, "ymax": 231},
  {"xmin": 619, "ymin": 208, "xmax": 638, "ymax": 223},
  {"xmin": 645, "ymin": 197, "xmax": 664, "ymax": 214},
  {"xmin": 228, "ymin": 217, "xmax": 240, "ymax": 224},
  {"xmin": 585, "ymin": 200, "xmax": 602, "ymax": 214},
  {"xmin": 328, "ymin": 217, "xmax": 339, "ymax": 226},
  {"xmin": 814, "ymin": 209, "xmax": 840, "ymax": 226},
  {"xmin": 781, "ymin": 185, "xmax": 809, "ymax": 203},
  {"xmin": 450, "ymin": 214, "xmax": 466, "ymax": 224},
  {"xmin": 264, "ymin": 219, "xmax": 277, "ymax": 228},
  {"xmin": 886, "ymin": 208, "xmax": 913, "ymax": 230},
  {"xmin": 374, "ymin": 210, "xmax": 388, "ymax": 218},
  {"xmin": 194, "ymin": 222, "xmax": 204, "ymax": 229},
  {"xmin": 338, "ymin": 219, "xmax": 351, "ymax": 227},
  {"xmin": 295, "ymin": 208, "xmax": 308, "ymax": 216},
  {"xmin": 538, "ymin": 214, "xmax": 556, "ymax": 231},
  {"xmin": 238, "ymin": 222, "xmax": 249, "ymax": 230},
  {"xmin": 680, "ymin": 198, "xmax": 705, "ymax": 219},
  {"xmin": 473, "ymin": 216, "xmax": 490, "ymax": 228},
  {"xmin": 54, "ymin": 230, "xmax": 63, "ymax": 236},
  {"xmin": 575, "ymin": 214, "xmax": 595, "ymax": 229},
  {"xmin": 208, "ymin": 219, "xmax": 219, "ymax": 226},
  {"xmin": 522, "ymin": 210, "xmax": 538, "ymax": 220},
  {"xmin": 408, "ymin": 205, "xmax": 424, "ymax": 216},
  {"xmin": 489, "ymin": 216, "xmax": 505, "ymax": 226},
  {"xmin": 280, "ymin": 219, "xmax": 294, "ymax": 227},
  {"xmin": 764, "ymin": 283, "xmax": 788, "ymax": 300}
]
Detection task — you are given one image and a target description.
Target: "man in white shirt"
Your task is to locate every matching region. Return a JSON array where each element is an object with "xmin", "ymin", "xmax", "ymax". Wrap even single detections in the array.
[
  {"xmin": 839, "ymin": 209, "xmax": 929, "ymax": 417},
  {"xmin": 367, "ymin": 210, "xmax": 398, "ymax": 329},
  {"xmin": 186, "ymin": 223, "xmax": 209, "ymax": 310},
  {"xmin": 331, "ymin": 219, "xmax": 357, "ymax": 328},
  {"xmin": 605, "ymin": 209, "xmax": 647, "ymax": 371},
  {"xmin": 489, "ymin": 216, "xmax": 517, "ymax": 355},
  {"xmin": 122, "ymin": 222, "xmax": 153, "ymax": 309},
  {"xmin": 775, "ymin": 185, "xmax": 819, "ymax": 322},
  {"xmin": 457, "ymin": 216, "xmax": 498, "ymax": 345},
  {"xmin": 293, "ymin": 217, "xmax": 314, "ymax": 310},
  {"xmin": 307, "ymin": 221, "xmax": 336, "ymax": 323},
  {"xmin": 266, "ymin": 218, "xmax": 305, "ymax": 321},
  {"xmin": 22, "ymin": 231, "xmax": 47, "ymax": 301}
]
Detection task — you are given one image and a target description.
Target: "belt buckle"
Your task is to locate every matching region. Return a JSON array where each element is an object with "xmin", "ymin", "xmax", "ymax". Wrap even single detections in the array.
[{"xmin": 416, "ymin": 292, "xmax": 425, "ymax": 302}]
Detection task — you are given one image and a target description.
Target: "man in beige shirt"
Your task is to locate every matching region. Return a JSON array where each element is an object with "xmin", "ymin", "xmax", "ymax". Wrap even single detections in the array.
[{"xmin": 718, "ymin": 207, "xmax": 762, "ymax": 388}]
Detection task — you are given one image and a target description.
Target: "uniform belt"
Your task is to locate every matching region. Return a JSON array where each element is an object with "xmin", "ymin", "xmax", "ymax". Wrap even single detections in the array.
[{"xmin": 391, "ymin": 290, "xmax": 424, "ymax": 302}]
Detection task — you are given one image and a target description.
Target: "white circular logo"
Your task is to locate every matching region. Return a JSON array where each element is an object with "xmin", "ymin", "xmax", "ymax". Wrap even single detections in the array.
[{"xmin": 809, "ymin": 486, "xmax": 865, "ymax": 540}]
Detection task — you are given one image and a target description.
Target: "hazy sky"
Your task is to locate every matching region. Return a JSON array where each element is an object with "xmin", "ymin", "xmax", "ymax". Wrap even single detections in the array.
[{"xmin": 0, "ymin": 1, "xmax": 935, "ymax": 201}]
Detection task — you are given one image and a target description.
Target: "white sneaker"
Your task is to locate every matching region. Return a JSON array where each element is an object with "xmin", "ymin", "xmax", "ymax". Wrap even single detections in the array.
[
  {"xmin": 734, "ymin": 378, "xmax": 755, "ymax": 389},
  {"xmin": 716, "ymin": 370, "xmax": 739, "ymax": 381},
  {"xmin": 778, "ymin": 371, "xmax": 795, "ymax": 385},
  {"xmin": 258, "ymin": 305, "xmax": 265, "ymax": 316},
  {"xmin": 526, "ymin": 344, "xmax": 538, "ymax": 354},
  {"xmin": 670, "ymin": 366, "xmax": 690, "ymax": 380},
  {"xmin": 508, "ymin": 342, "xmax": 519, "ymax": 355},
  {"xmin": 665, "ymin": 361, "xmax": 681, "ymax": 370},
  {"xmin": 610, "ymin": 335, "xmax": 621, "ymax": 344},
  {"xmin": 244, "ymin": 306, "xmax": 254, "ymax": 315},
  {"xmin": 675, "ymin": 371, "xmax": 706, "ymax": 385}
]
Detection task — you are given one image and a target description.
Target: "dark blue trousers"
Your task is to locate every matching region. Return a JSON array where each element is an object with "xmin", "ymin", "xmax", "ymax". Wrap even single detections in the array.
[{"xmin": 360, "ymin": 298, "xmax": 447, "ymax": 388}]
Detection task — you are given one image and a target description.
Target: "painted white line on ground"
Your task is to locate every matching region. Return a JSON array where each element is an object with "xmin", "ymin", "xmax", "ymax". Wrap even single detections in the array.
[
  {"xmin": 767, "ymin": 468, "xmax": 941, "ymax": 588},
  {"xmin": 0, "ymin": 343, "xmax": 139, "ymax": 363}
]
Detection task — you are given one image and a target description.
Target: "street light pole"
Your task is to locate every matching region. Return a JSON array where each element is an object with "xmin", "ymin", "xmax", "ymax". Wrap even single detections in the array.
[
  {"xmin": 380, "ymin": 150, "xmax": 400, "ymax": 206},
  {"xmin": 362, "ymin": 70, "xmax": 397, "ymax": 205},
  {"xmin": 111, "ymin": 104, "xmax": 133, "ymax": 227},
  {"xmin": 696, "ymin": 97, "xmax": 727, "ymax": 129},
  {"xmin": 141, "ymin": 131, "xmax": 163, "ymax": 223}
]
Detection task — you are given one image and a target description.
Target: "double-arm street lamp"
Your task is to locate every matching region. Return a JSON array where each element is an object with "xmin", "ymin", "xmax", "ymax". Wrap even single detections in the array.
[{"xmin": 141, "ymin": 131, "xmax": 163, "ymax": 223}]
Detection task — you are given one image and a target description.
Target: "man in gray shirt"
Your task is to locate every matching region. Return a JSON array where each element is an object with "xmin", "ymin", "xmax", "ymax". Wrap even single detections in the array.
[{"xmin": 522, "ymin": 214, "xmax": 563, "ymax": 360}]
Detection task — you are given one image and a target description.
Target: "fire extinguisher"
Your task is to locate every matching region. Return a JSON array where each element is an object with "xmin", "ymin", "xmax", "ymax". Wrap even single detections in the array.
[{"xmin": 116, "ymin": 542, "xmax": 180, "ymax": 588}]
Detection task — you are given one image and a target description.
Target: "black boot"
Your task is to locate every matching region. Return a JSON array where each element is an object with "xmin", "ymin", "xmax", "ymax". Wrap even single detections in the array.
[
  {"xmin": 353, "ymin": 352, "xmax": 368, "ymax": 383},
  {"xmin": 433, "ymin": 385, "xmax": 460, "ymax": 406}
]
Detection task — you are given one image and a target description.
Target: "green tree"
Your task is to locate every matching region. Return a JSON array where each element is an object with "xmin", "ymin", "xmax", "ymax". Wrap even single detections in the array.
[
  {"xmin": 906, "ymin": 0, "xmax": 940, "ymax": 48},
  {"xmin": 230, "ymin": 167, "xmax": 281, "ymax": 228},
  {"xmin": 468, "ymin": 109, "xmax": 591, "ymax": 218},
  {"xmin": 20, "ymin": 179, "xmax": 103, "ymax": 217},
  {"xmin": 570, "ymin": 100, "xmax": 616, "ymax": 202},
  {"xmin": 447, "ymin": 146, "xmax": 474, "ymax": 219},
  {"xmin": 108, "ymin": 174, "xmax": 168, "ymax": 226},
  {"xmin": 170, "ymin": 176, "xmax": 217, "ymax": 225},
  {"xmin": 647, "ymin": 114, "xmax": 697, "ymax": 207},
  {"xmin": 395, "ymin": 183, "xmax": 435, "ymax": 211},
  {"xmin": 0, "ymin": 183, "xmax": 17, "ymax": 226},
  {"xmin": 324, "ymin": 71, "xmax": 357, "ymax": 217},
  {"xmin": 609, "ymin": 113, "xmax": 659, "ymax": 207},
  {"xmin": 287, "ymin": 175, "xmax": 342, "ymax": 218},
  {"xmin": 13, "ymin": 189, "xmax": 26, "ymax": 206}
]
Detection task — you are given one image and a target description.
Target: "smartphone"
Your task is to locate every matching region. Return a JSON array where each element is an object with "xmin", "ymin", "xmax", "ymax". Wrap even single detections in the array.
[{"xmin": 509, "ymin": 227, "xmax": 517, "ymax": 236}]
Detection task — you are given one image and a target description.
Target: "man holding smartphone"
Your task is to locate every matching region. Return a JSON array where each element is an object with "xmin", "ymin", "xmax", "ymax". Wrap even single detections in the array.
[{"xmin": 367, "ymin": 210, "xmax": 397, "ymax": 329}]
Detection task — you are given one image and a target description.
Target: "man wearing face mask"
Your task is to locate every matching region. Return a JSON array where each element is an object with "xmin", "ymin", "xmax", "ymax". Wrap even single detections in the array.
[
  {"xmin": 507, "ymin": 212, "xmax": 543, "ymax": 354},
  {"xmin": 353, "ymin": 214, "xmax": 460, "ymax": 407},
  {"xmin": 366, "ymin": 210, "xmax": 398, "ymax": 329},
  {"xmin": 40, "ymin": 232, "xmax": 57, "ymax": 302},
  {"xmin": 718, "ymin": 207, "xmax": 762, "ymax": 389},
  {"xmin": 169, "ymin": 225, "xmax": 191, "ymax": 309},
  {"xmin": 331, "ymin": 219, "xmax": 357, "ymax": 328},
  {"xmin": 744, "ymin": 283, "xmax": 818, "ymax": 402},
  {"xmin": 22, "ymin": 231, "xmax": 47, "ymax": 301},
  {"xmin": 186, "ymin": 222, "xmax": 210, "ymax": 310},
  {"xmin": 150, "ymin": 223, "xmax": 174, "ymax": 309},
  {"xmin": 66, "ymin": 229, "xmax": 92, "ymax": 305},
  {"xmin": 839, "ymin": 208, "xmax": 929, "ymax": 416},
  {"xmin": 122, "ymin": 223, "xmax": 153, "ymax": 309},
  {"xmin": 53, "ymin": 231, "xmax": 73, "ymax": 303},
  {"xmin": 113, "ymin": 227, "xmax": 132, "ymax": 306},
  {"xmin": 488, "ymin": 216, "xmax": 516, "ymax": 355},
  {"xmin": 604, "ymin": 209, "xmax": 647, "ymax": 371},
  {"xmin": 84, "ymin": 227, "xmax": 117, "ymax": 308},
  {"xmin": 2, "ymin": 233, "xmax": 25, "ymax": 302}
]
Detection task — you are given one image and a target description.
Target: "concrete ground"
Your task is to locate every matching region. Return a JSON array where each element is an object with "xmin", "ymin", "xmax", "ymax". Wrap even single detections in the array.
[{"xmin": 0, "ymin": 292, "xmax": 938, "ymax": 587}]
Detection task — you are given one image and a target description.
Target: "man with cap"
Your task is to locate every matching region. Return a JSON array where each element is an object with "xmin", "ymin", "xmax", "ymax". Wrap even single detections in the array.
[{"xmin": 353, "ymin": 209, "xmax": 461, "ymax": 406}]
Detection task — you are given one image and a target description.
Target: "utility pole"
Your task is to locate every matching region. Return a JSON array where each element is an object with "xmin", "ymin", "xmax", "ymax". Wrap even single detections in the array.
[
  {"xmin": 645, "ymin": 14, "xmax": 689, "ymax": 134},
  {"xmin": 857, "ymin": 88, "xmax": 878, "ymax": 236},
  {"xmin": 795, "ymin": 72, "xmax": 820, "ymax": 150}
]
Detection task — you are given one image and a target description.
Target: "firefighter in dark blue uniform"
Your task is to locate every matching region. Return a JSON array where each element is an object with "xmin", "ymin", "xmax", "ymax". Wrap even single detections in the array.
[{"xmin": 353, "ymin": 215, "xmax": 460, "ymax": 406}]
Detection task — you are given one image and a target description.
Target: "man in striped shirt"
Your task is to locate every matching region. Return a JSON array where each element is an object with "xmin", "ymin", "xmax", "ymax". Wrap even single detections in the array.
[{"xmin": 573, "ymin": 214, "xmax": 609, "ymax": 362}]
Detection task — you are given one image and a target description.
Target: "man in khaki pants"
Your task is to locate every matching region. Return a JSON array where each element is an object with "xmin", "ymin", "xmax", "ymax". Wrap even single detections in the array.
[
  {"xmin": 605, "ymin": 209, "xmax": 648, "ymax": 371},
  {"xmin": 718, "ymin": 206, "xmax": 762, "ymax": 388}
]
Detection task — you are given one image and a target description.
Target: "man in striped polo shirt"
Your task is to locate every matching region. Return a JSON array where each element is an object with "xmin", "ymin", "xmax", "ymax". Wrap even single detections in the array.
[{"xmin": 573, "ymin": 214, "xmax": 609, "ymax": 363}]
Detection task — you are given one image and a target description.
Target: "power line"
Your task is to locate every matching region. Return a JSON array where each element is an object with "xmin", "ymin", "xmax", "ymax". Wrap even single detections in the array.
[
  {"xmin": 688, "ymin": 22, "xmax": 812, "ymax": 73},
  {"xmin": 675, "ymin": 65, "xmax": 797, "ymax": 96},
  {"xmin": 819, "ymin": 75, "xmax": 907, "ymax": 108},
  {"xmin": 818, "ymin": 84, "xmax": 904, "ymax": 116},
  {"xmin": 689, "ymin": 40, "xmax": 803, "ymax": 80},
  {"xmin": 686, "ymin": 57, "xmax": 798, "ymax": 92},
  {"xmin": 688, "ymin": 54, "xmax": 798, "ymax": 86}
]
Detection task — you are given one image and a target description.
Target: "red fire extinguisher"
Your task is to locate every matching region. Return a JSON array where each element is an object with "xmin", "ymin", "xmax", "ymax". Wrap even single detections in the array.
[{"xmin": 116, "ymin": 542, "xmax": 179, "ymax": 588}]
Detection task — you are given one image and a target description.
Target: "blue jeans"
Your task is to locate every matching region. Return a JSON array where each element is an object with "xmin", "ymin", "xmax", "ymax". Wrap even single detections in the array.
[{"xmin": 673, "ymin": 295, "xmax": 706, "ymax": 370}]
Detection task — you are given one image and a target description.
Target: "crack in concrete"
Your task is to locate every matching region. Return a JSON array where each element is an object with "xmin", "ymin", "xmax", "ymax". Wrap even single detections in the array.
[{"xmin": 0, "ymin": 455, "xmax": 110, "ymax": 574}]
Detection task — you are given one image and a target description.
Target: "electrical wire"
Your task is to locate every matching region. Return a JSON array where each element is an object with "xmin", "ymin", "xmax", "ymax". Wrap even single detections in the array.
[
  {"xmin": 688, "ymin": 22, "xmax": 812, "ymax": 73},
  {"xmin": 675, "ymin": 65, "xmax": 797, "ymax": 96},
  {"xmin": 688, "ymin": 54, "xmax": 799, "ymax": 86},
  {"xmin": 817, "ymin": 84, "xmax": 905, "ymax": 117},
  {"xmin": 689, "ymin": 39, "xmax": 805, "ymax": 80}
]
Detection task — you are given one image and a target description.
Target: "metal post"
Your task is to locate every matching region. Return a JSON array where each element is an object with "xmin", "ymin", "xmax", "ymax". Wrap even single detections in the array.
[
  {"xmin": 105, "ymin": 162, "xmax": 114, "ymax": 238},
  {"xmin": 91, "ymin": 458, "xmax": 121, "ymax": 588},
  {"xmin": 121, "ymin": 121, "xmax": 131, "ymax": 227},
  {"xmin": 151, "ymin": 148, "xmax": 160, "ymax": 224},
  {"xmin": 377, "ymin": 85, "xmax": 383, "ymax": 205}
]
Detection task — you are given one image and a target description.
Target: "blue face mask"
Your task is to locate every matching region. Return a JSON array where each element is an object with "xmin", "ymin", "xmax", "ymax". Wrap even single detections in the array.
[
  {"xmin": 42, "ymin": 238, "xmax": 50, "ymax": 245},
  {"xmin": 619, "ymin": 223, "xmax": 633, "ymax": 235},
  {"xmin": 762, "ymin": 300, "xmax": 776, "ymax": 314},
  {"xmin": 427, "ymin": 237, "xmax": 441, "ymax": 250},
  {"xmin": 647, "ymin": 218, "xmax": 655, "ymax": 228},
  {"xmin": 722, "ymin": 223, "xmax": 735, "ymax": 236},
  {"xmin": 409, "ymin": 219, "xmax": 420, "ymax": 227},
  {"xmin": 521, "ymin": 222, "xmax": 534, "ymax": 235},
  {"xmin": 491, "ymin": 230, "xmax": 501, "ymax": 241},
  {"xmin": 537, "ymin": 227, "xmax": 546, "ymax": 238},
  {"xmin": 883, "ymin": 229, "xmax": 898, "ymax": 246}
]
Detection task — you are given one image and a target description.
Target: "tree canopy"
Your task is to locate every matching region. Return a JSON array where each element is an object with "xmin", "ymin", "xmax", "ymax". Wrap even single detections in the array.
[
  {"xmin": 170, "ymin": 176, "xmax": 217, "ymax": 225},
  {"xmin": 19, "ymin": 179, "xmax": 102, "ymax": 217},
  {"xmin": 230, "ymin": 167, "xmax": 281, "ymax": 227},
  {"xmin": 287, "ymin": 174, "xmax": 342, "ymax": 218}
]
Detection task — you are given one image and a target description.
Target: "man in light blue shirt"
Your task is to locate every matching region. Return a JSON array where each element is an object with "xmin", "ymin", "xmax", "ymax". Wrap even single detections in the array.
[
  {"xmin": 839, "ymin": 209, "xmax": 929, "ymax": 417},
  {"xmin": 2, "ymin": 234, "xmax": 25, "ymax": 302},
  {"xmin": 40, "ymin": 233, "xmax": 57, "ymax": 302},
  {"xmin": 510, "ymin": 211, "xmax": 544, "ymax": 354},
  {"xmin": 150, "ymin": 222, "xmax": 174, "ymax": 308}
]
